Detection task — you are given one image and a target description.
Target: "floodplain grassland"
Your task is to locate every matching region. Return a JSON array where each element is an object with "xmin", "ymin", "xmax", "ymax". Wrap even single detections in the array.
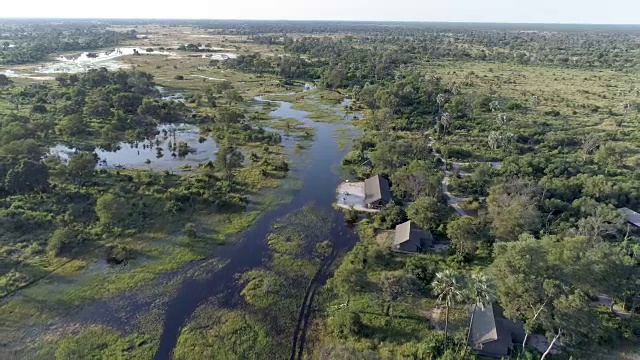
[
  {"xmin": 0, "ymin": 25, "xmax": 316, "ymax": 357},
  {"xmin": 420, "ymin": 60, "xmax": 640, "ymax": 164}
]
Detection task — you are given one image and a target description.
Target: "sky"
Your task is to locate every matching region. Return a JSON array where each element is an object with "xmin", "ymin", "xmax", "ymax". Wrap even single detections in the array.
[{"xmin": 2, "ymin": 0, "xmax": 639, "ymax": 25}]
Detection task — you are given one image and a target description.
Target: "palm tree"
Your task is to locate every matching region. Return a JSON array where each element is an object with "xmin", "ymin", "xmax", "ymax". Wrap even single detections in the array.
[
  {"xmin": 496, "ymin": 113, "xmax": 510, "ymax": 127},
  {"xmin": 465, "ymin": 273, "xmax": 496, "ymax": 350},
  {"xmin": 432, "ymin": 270, "xmax": 465, "ymax": 350},
  {"xmin": 489, "ymin": 100, "xmax": 500, "ymax": 113},
  {"xmin": 437, "ymin": 93, "xmax": 447, "ymax": 113},
  {"xmin": 440, "ymin": 112, "xmax": 453, "ymax": 137}
]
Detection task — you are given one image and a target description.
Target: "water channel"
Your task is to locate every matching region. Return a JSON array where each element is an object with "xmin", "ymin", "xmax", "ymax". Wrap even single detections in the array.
[{"xmin": 153, "ymin": 96, "xmax": 362, "ymax": 359}]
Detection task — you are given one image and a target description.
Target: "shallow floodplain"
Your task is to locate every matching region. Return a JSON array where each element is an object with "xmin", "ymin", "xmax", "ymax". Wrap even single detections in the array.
[
  {"xmin": 173, "ymin": 206, "xmax": 334, "ymax": 359},
  {"xmin": 51, "ymin": 124, "xmax": 219, "ymax": 171},
  {"xmin": 1, "ymin": 78, "xmax": 357, "ymax": 360},
  {"xmin": 0, "ymin": 66, "xmax": 301, "ymax": 359}
]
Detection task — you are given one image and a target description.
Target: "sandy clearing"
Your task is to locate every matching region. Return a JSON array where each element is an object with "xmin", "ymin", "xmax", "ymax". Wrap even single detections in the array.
[
  {"xmin": 202, "ymin": 53, "xmax": 238, "ymax": 60},
  {"xmin": 335, "ymin": 182, "xmax": 380, "ymax": 213},
  {"xmin": 2, "ymin": 70, "xmax": 55, "ymax": 81},
  {"xmin": 189, "ymin": 75, "xmax": 226, "ymax": 81}
]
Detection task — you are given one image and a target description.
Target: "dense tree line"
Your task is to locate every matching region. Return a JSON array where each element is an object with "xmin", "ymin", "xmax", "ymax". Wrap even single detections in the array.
[
  {"xmin": 222, "ymin": 53, "xmax": 319, "ymax": 80},
  {"xmin": 223, "ymin": 37, "xmax": 411, "ymax": 87},
  {"xmin": 240, "ymin": 25, "xmax": 640, "ymax": 73},
  {"xmin": 0, "ymin": 24, "xmax": 132, "ymax": 64}
]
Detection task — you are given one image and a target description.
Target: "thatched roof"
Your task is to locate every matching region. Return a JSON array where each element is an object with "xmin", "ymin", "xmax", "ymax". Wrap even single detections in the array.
[{"xmin": 364, "ymin": 175, "xmax": 391, "ymax": 204}]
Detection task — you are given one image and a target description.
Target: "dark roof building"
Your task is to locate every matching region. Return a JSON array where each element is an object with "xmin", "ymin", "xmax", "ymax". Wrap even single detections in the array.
[
  {"xmin": 620, "ymin": 207, "xmax": 640, "ymax": 228},
  {"xmin": 364, "ymin": 175, "xmax": 391, "ymax": 208},
  {"xmin": 470, "ymin": 303, "xmax": 525, "ymax": 358},
  {"xmin": 393, "ymin": 221, "xmax": 433, "ymax": 253}
]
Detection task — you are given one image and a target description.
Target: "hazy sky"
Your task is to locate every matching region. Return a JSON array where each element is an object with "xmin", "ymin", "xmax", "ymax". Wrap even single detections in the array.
[{"xmin": 2, "ymin": 0, "xmax": 639, "ymax": 24}]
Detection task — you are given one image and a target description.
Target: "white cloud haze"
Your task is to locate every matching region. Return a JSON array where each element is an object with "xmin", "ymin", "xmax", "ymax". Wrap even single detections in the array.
[{"xmin": 1, "ymin": 0, "xmax": 639, "ymax": 24}]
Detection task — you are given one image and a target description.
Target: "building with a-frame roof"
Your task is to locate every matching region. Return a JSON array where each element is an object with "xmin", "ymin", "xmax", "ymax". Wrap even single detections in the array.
[
  {"xmin": 364, "ymin": 175, "xmax": 391, "ymax": 209},
  {"xmin": 469, "ymin": 303, "xmax": 526, "ymax": 358},
  {"xmin": 393, "ymin": 221, "xmax": 433, "ymax": 253}
]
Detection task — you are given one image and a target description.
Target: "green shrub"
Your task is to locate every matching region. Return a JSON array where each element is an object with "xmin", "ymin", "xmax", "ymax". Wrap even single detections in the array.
[
  {"xmin": 47, "ymin": 227, "xmax": 78, "ymax": 257},
  {"xmin": 105, "ymin": 244, "xmax": 135, "ymax": 265},
  {"xmin": 328, "ymin": 310, "xmax": 363, "ymax": 339},
  {"xmin": 52, "ymin": 326, "xmax": 153, "ymax": 360},
  {"xmin": 184, "ymin": 223, "xmax": 197, "ymax": 239},
  {"xmin": 344, "ymin": 209, "xmax": 358, "ymax": 224},
  {"xmin": 341, "ymin": 150, "xmax": 365, "ymax": 166},
  {"xmin": 374, "ymin": 203, "xmax": 407, "ymax": 230},
  {"xmin": 595, "ymin": 308, "xmax": 640, "ymax": 347},
  {"xmin": 506, "ymin": 101, "xmax": 524, "ymax": 111}
]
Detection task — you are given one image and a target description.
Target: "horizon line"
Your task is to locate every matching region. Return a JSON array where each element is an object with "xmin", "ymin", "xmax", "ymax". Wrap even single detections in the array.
[{"xmin": 0, "ymin": 17, "xmax": 639, "ymax": 26}]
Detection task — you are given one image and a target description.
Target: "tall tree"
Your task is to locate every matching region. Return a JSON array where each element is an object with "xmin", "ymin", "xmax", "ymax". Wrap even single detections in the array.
[
  {"xmin": 330, "ymin": 261, "xmax": 368, "ymax": 307},
  {"xmin": 67, "ymin": 152, "xmax": 97, "ymax": 185},
  {"xmin": 547, "ymin": 236, "xmax": 632, "ymax": 313},
  {"xmin": 390, "ymin": 160, "xmax": 443, "ymax": 201},
  {"xmin": 540, "ymin": 289, "xmax": 599, "ymax": 360},
  {"xmin": 379, "ymin": 271, "xmax": 417, "ymax": 323},
  {"xmin": 487, "ymin": 185, "xmax": 542, "ymax": 242},
  {"xmin": 407, "ymin": 196, "xmax": 450, "ymax": 231},
  {"xmin": 580, "ymin": 133, "xmax": 600, "ymax": 161},
  {"xmin": 491, "ymin": 237, "xmax": 552, "ymax": 351},
  {"xmin": 439, "ymin": 112, "xmax": 454, "ymax": 136},
  {"xmin": 4, "ymin": 159, "xmax": 49, "ymax": 194},
  {"xmin": 492, "ymin": 235, "xmax": 609, "ymax": 353},
  {"xmin": 0, "ymin": 74, "xmax": 12, "ymax": 87},
  {"xmin": 404, "ymin": 254, "xmax": 439, "ymax": 294},
  {"xmin": 95, "ymin": 193, "xmax": 128, "ymax": 228},
  {"xmin": 446, "ymin": 216, "xmax": 490, "ymax": 260},
  {"xmin": 465, "ymin": 273, "xmax": 497, "ymax": 343},
  {"xmin": 432, "ymin": 269, "xmax": 465, "ymax": 350},
  {"xmin": 595, "ymin": 142, "xmax": 624, "ymax": 172},
  {"xmin": 214, "ymin": 143, "xmax": 245, "ymax": 180}
]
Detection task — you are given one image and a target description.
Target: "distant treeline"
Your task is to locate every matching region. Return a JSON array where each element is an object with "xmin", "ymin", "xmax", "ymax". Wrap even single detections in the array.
[
  {"xmin": 222, "ymin": 22, "xmax": 640, "ymax": 70},
  {"xmin": 0, "ymin": 23, "xmax": 134, "ymax": 64}
]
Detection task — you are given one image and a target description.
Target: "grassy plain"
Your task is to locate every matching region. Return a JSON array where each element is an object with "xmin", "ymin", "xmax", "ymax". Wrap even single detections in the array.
[{"xmin": 419, "ymin": 60, "xmax": 640, "ymax": 164}]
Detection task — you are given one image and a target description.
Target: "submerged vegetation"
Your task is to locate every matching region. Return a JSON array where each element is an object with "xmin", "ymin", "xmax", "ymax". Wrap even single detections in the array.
[{"xmin": 175, "ymin": 206, "xmax": 334, "ymax": 359}]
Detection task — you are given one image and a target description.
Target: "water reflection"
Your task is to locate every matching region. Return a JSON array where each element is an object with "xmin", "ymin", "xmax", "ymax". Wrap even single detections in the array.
[{"xmin": 50, "ymin": 124, "xmax": 218, "ymax": 172}]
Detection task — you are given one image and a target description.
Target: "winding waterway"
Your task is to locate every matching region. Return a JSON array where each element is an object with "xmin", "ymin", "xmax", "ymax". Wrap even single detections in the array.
[{"xmin": 153, "ymin": 96, "xmax": 362, "ymax": 359}]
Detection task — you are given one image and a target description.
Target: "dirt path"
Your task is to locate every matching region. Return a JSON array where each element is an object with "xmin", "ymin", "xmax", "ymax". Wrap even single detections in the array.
[
  {"xmin": 595, "ymin": 294, "xmax": 632, "ymax": 318},
  {"xmin": 429, "ymin": 138, "xmax": 469, "ymax": 216},
  {"xmin": 429, "ymin": 138, "xmax": 502, "ymax": 217},
  {"xmin": 295, "ymin": 287, "xmax": 318, "ymax": 360}
]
